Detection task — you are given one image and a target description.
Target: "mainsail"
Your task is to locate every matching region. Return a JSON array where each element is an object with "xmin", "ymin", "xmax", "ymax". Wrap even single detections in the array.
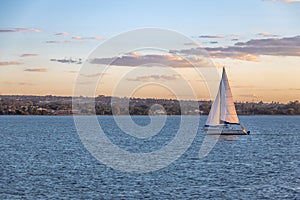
[{"xmin": 206, "ymin": 68, "xmax": 239, "ymax": 126}]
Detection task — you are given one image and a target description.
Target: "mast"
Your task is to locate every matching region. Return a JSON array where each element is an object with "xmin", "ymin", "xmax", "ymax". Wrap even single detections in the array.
[
  {"xmin": 219, "ymin": 67, "xmax": 239, "ymax": 124},
  {"xmin": 205, "ymin": 67, "xmax": 239, "ymax": 126}
]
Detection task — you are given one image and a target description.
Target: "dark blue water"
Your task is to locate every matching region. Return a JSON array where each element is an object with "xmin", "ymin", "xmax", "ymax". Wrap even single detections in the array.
[{"xmin": 0, "ymin": 116, "xmax": 299, "ymax": 199}]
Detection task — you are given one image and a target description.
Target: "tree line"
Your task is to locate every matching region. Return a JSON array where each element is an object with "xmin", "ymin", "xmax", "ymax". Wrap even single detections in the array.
[{"xmin": 0, "ymin": 95, "xmax": 299, "ymax": 115}]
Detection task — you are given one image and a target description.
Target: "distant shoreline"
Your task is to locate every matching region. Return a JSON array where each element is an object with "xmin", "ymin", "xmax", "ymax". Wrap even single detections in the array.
[{"xmin": 1, "ymin": 95, "xmax": 299, "ymax": 116}]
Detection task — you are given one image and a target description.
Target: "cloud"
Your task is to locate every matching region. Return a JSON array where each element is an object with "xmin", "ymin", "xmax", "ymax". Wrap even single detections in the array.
[
  {"xmin": 199, "ymin": 34, "xmax": 240, "ymax": 39},
  {"xmin": 257, "ymin": 32, "xmax": 279, "ymax": 37},
  {"xmin": 24, "ymin": 68, "xmax": 47, "ymax": 72},
  {"xmin": 124, "ymin": 52, "xmax": 142, "ymax": 57},
  {"xmin": 86, "ymin": 35, "xmax": 300, "ymax": 65},
  {"xmin": 72, "ymin": 36, "xmax": 103, "ymax": 40},
  {"xmin": 199, "ymin": 35, "xmax": 225, "ymax": 39},
  {"xmin": 208, "ymin": 49, "xmax": 261, "ymax": 61},
  {"xmin": 46, "ymin": 40, "xmax": 72, "ymax": 44},
  {"xmin": 89, "ymin": 53, "xmax": 212, "ymax": 68},
  {"xmin": 174, "ymin": 35, "xmax": 300, "ymax": 61},
  {"xmin": 80, "ymin": 73, "xmax": 107, "ymax": 78},
  {"xmin": 3, "ymin": 81, "xmax": 36, "ymax": 86},
  {"xmin": 47, "ymin": 35, "xmax": 103, "ymax": 44},
  {"xmin": 183, "ymin": 42, "xmax": 200, "ymax": 46},
  {"xmin": 263, "ymin": 0, "xmax": 300, "ymax": 2},
  {"xmin": 127, "ymin": 74, "xmax": 181, "ymax": 82},
  {"xmin": 0, "ymin": 61, "xmax": 22, "ymax": 66},
  {"xmin": 20, "ymin": 54, "xmax": 39, "ymax": 57},
  {"xmin": 176, "ymin": 47, "xmax": 260, "ymax": 62},
  {"xmin": 234, "ymin": 36, "xmax": 300, "ymax": 48},
  {"xmin": 0, "ymin": 28, "xmax": 41, "ymax": 33},
  {"xmin": 68, "ymin": 70, "xmax": 79, "ymax": 73},
  {"xmin": 55, "ymin": 32, "xmax": 69, "ymax": 36},
  {"xmin": 50, "ymin": 58, "xmax": 82, "ymax": 64}
]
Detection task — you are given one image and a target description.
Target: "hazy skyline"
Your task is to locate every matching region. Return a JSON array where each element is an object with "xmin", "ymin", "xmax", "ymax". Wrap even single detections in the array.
[{"xmin": 1, "ymin": 0, "xmax": 300, "ymax": 103}]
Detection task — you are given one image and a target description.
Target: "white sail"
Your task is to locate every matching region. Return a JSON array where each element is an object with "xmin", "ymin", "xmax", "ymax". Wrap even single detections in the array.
[
  {"xmin": 220, "ymin": 68, "xmax": 239, "ymax": 124},
  {"xmin": 205, "ymin": 68, "xmax": 239, "ymax": 126},
  {"xmin": 206, "ymin": 87, "xmax": 221, "ymax": 126}
]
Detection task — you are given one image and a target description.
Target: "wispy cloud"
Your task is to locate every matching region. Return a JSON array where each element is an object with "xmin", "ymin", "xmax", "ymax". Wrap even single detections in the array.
[
  {"xmin": 199, "ymin": 35, "xmax": 225, "ymax": 39},
  {"xmin": 3, "ymin": 81, "xmax": 36, "ymax": 86},
  {"xmin": 0, "ymin": 61, "xmax": 22, "ymax": 66},
  {"xmin": 183, "ymin": 42, "xmax": 200, "ymax": 46},
  {"xmin": 67, "ymin": 70, "xmax": 79, "ymax": 73},
  {"xmin": 50, "ymin": 58, "xmax": 82, "ymax": 64},
  {"xmin": 24, "ymin": 68, "xmax": 47, "ymax": 72},
  {"xmin": 80, "ymin": 73, "xmax": 107, "ymax": 78},
  {"xmin": 263, "ymin": 0, "xmax": 300, "ymax": 3},
  {"xmin": 89, "ymin": 53, "xmax": 212, "ymax": 68},
  {"xmin": 72, "ymin": 36, "xmax": 103, "ymax": 40},
  {"xmin": 174, "ymin": 35, "xmax": 300, "ymax": 62},
  {"xmin": 46, "ymin": 35, "xmax": 103, "ymax": 44},
  {"xmin": 199, "ymin": 34, "xmax": 239, "ymax": 39},
  {"xmin": 257, "ymin": 32, "xmax": 279, "ymax": 37},
  {"xmin": 54, "ymin": 32, "xmax": 69, "ymax": 36},
  {"xmin": 0, "ymin": 27, "xmax": 41, "ymax": 33},
  {"xmin": 234, "ymin": 36, "xmax": 300, "ymax": 49},
  {"xmin": 127, "ymin": 74, "xmax": 181, "ymax": 82},
  {"xmin": 20, "ymin": 54, "xmax": 39, "ymax": 57},
  {"xmin": 46, "ymin": 40, "xmax": 73, "ymax": 44}
]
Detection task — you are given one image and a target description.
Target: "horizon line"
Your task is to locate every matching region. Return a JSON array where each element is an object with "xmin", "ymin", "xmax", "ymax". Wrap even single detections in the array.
[{"xmin": 0, "ymin": 94, "xmax": 298, "ymax": 104}]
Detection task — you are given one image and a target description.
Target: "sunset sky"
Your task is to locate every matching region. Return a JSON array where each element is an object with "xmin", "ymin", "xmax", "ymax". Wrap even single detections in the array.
[{"xmin": 1, "ymin": 0, "xmax": 300, "ymax": 103}]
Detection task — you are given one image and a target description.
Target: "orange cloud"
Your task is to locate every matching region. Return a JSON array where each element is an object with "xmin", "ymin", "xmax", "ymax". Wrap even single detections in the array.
[
  {"xmin": 125, "ymin": 52, "xmax": 142, "ymax": 57},
  {"xmin": 20, "ymin": 54, "xmax": 39, "ymax": 57},
  {"xmin": 0, "ymin": 61, "xmax": 22, "ymax": 66},
  {"xmin": 24, "ymin": 68, "xmax": 47, "ymax": 72},
  {"xmin": 90, "ymin": 53, "xmax": 213, "ymax": 68},
  {"xmin": 257, "ymin": 32, "xmax": 278, "ymax": 37}
]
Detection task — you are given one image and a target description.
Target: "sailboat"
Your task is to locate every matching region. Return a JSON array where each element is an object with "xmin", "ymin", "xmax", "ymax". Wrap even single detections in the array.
[{"xmin": 204, "ymin": 67, "xmax": 250, "ymax": 135}]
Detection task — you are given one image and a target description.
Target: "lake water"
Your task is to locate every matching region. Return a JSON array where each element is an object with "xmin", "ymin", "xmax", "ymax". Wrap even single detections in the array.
[{"xmin": 1, "ymin": 116, "xmax": 299, "ymax": 199}]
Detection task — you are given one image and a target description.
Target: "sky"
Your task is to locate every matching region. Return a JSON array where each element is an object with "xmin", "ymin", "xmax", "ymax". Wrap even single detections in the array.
[{"xmin": 0, "ymin": 0, "xmax": 300, "ymax": 103}]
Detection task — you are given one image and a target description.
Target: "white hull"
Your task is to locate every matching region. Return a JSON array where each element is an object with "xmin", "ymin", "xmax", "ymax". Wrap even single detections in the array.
[
  {"xmin": 205, "ymin": 129, "xmax": 249, "ymax": 135},
  {"xmin": 204, "ymin": 127, "xmax": 249, "ymax": 135}
]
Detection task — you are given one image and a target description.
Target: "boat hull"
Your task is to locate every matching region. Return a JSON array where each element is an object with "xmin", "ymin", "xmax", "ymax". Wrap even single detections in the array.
[{"xmin": 205, "ymin": 129, "xmax": 249, "ymax": 135}]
